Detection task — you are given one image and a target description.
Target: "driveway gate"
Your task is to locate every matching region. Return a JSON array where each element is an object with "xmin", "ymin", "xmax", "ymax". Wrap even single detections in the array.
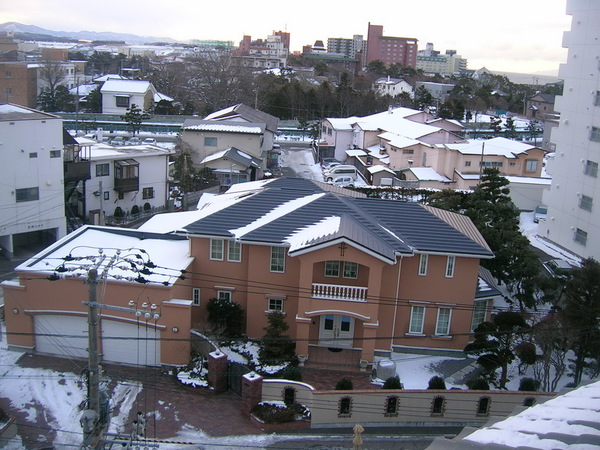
[{"xmin": 228, "ymin": 361, "xmax": 250, "ymax": 395}]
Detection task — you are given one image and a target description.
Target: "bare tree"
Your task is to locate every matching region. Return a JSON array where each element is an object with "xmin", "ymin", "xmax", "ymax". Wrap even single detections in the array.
[{"xmin": 38, "ymin": 59, "xmax": 67, "ymax": 100}]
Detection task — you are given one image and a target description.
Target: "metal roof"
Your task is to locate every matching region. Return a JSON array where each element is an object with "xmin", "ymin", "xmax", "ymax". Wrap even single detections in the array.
[{"xmin": 183, "ymin": 178, "xmax": 493, "ymax": 262}]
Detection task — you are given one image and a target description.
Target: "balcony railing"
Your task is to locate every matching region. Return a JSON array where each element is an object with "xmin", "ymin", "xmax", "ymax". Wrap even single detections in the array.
[{"xmin": 312, "ymin": 283, "xmax": 367, "ymax": 302}]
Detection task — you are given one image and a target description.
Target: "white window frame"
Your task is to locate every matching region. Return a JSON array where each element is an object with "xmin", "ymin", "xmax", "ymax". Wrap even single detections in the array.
[
  {"xmin": 270, "ymin": 246, "xmax": 285, "ymax": 273},
  {"xmin": 525, "ymin": 159, "xmax": 538, "ymax": 172},
  {"xmin": 445, "ymin": 256, "xmax": 456, "ymax": 278},
  {"xmin": 409, "ymin": 305, "xmax": 425, "ymax": 334},
  {"xmin": 210, "ymin": 239, "xmax": 224, "ymax": 261},
  {"xmin": 324, "ymin": 260, "xmax": 340, "ymax": 277},
  {"xmin": 343, "ymin": 262, "xmax": 358, "ymax": 279},
  {"xmin": 471, "ymin": 301, "xmax": 487, "ymax": 331},
  {"xmin": 267, "ymin": 298, "xmax": 283, "ymax": 312},
  {"xmin": 217, "ymin": 290, "xmax": 232, "ymax": 302},
  {"xmin": 228, "ymin": 240, "xmax": 242, "ymax": 262},
  {"xmin": 435, "ymin": 308, "xmax": 452, "ymax": 335},
  {"xmin": 418, "ymin": 254, "xmax": 428, "ymax": 276},
  {"xmin": 192, "ymin": 288, "xmax": 201, "ymax": 306}
]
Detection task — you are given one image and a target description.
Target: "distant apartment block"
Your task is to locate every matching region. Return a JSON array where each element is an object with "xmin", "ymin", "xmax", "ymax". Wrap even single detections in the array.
[
  {"xmin": 231, "ymin": 32, "xmax": 289, "ymax": 69},
  {"xmin": 417, "ymin": 43, "xmax": 467, "ymax": 75},
  {"xmin": 365, "ymin": 23, "xmax": 417, "ymax": 68},
  {"xmin": 327, "ymin": 35, "xmax": 365, "ymax": 59},
  {"xmin": 540, "ymin": 0, "xmax": 600, "ymax": 260}
]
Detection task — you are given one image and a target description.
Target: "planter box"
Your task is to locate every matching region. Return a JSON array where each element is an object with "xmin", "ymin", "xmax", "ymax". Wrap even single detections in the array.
[{"xmin": 250, "ymin": 414, "xmax": 310, "ymax": 432}]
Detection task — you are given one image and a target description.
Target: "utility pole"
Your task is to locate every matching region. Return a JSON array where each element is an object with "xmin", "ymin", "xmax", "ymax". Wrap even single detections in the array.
[
  {"xmin": 98, "ymin": 180, "xmax": 105, "ymax": 226},
  {"xmin": 81, "ymin": 267, "xmax": 104, "ymax": 448}
]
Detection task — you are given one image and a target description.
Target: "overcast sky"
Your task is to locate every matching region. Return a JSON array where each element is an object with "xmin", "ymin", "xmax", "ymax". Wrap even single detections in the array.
[{"xmin": 3, "ymin": 0, "xmax": 570, "ymax": 75}]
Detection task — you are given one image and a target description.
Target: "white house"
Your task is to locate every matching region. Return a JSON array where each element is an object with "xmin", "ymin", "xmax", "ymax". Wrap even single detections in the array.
[
  {"xmin": 0, "ymin": 104, "xmax": 66, "ymax": 256},
  {"xmin": 74, "ymin": 138, "xmax": 174, "ymax": 223},
  {"xmin": 100, "ymin": 79, "xmax": 172, "ymax": 115},
  {"xmin": 373, "ymin": 76, "xmax": 413, "ymax": 98}
]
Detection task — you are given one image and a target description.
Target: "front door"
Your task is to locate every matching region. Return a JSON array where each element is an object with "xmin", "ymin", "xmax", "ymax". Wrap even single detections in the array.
[{"xmin": 319, "ymin": 314, "xmax": 354, "ymax": 348}]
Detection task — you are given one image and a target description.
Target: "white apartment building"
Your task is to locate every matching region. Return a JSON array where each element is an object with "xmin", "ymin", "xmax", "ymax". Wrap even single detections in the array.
[
  {"xmin": 0, "ymin": 104, "xmax": 66, "ymax": 256},
  {"xmin": 416, "ymin": 43, "xmax": 467, "ymax": 75},
  {"xmin": 540, "ymin": 0, "xmax": 600, "ymax": 259}
]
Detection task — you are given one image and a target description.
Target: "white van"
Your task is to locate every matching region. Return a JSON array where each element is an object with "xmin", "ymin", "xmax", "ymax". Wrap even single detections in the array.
[{"xmin": 324, "ymin": 165, "xmax": 358, "ymax": 181}]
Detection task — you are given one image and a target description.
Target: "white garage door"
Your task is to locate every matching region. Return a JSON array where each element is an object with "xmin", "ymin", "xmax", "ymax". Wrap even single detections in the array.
[
  {"xmin": 101, "ymin": 320, "xmax": 161, "ymax": 366},
  {"xmin": 34, "ymin": 315, "xmax": 88, "ymax": 359}
]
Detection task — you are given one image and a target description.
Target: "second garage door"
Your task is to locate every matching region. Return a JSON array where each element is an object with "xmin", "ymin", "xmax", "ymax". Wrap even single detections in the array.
[{"xmin": 101, "ymin": 320, "xmax": 161, "ymax": 366}]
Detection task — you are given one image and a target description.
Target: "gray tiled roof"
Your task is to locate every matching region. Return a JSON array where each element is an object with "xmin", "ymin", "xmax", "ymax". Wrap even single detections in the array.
[{"xmin": 183, "ymin": 178, "xmax": 493, "ymax": 262}]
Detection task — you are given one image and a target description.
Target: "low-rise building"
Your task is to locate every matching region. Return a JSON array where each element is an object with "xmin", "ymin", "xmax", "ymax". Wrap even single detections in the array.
[{"xmin": 0, "ymin": 104, "xmax": 67, "ymax": 256}]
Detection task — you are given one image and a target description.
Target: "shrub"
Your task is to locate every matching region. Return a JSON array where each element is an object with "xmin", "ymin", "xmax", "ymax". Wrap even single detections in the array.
[
  {"xmin": 466, "ymin": 378, "xmax": 490, "ymax": 390},
  {"xmin": 143, "ymin": 202, "xmax": 151, "ymax": 211},
  {"xmin": 382, "ymin": 376, "xmax": 402, "ymax": 389},
  {"xmin": 131, "ymin": 204, "xmax": 140, "ymax": 215},
  {"xmin": 280, "ymin": 365, "xmax": 302, "ymax": 382},
  {"xmin": 114, "ymin": 206, "xmax": 124, "ymax": 218},
  {"xmin": 335, "ymin": 378, "xmax": 353, "ymax": 390},
  {"xmin": 428, "ymin": 376, "xmax": 447, "ymax": 390},
  {"xmin": 518, "ymin": 377, "xmax": 540, "ymax": 392},
  {"xmin": 206, "ymin": 297, "xmax": 244, "ymax": 338},
  {"xmin": 251, "ymin": 402, "xmax": 310, "ymax": 424}
]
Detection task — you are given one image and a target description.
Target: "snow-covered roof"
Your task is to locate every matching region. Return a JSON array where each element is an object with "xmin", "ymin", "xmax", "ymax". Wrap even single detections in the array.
[
  {"xmin": 15, "ymin": 226, "xmax": 193, "ymax": 286},
  {"xmin": 154, "ymin": 92, "xmax": 173, "ymax": 102},
  {"xmin": 367, "ymin": 165, "xmax": 395, "ymax": 175},
  {"xmin": 444, "ymin": 137, "xmax": 538, "ymax": 158},
  {"xmin": 326, "ymin": 117, "xmax": 358, "ymax": 131},
  {"xmin": 69, "ymin": 84, "xmax": 98, "ymax": 97},
  {"xmin": 199, "ymin": 147, "xmax": 262, "ymax": 169},
  {"xmin": 84, "ymin": 143, "xmax": 174, "ymax": 160},
  {"xmin": 100, "ymin": 79, "xmax": 154, "ymax": 95},
  {"xmin": 442, "ymin": 379, "xmax": 600, "ymax": 449},
  {"xmin": 505, "ymin": 176, "xmax": 552, "ymax": 185},
  {"xmin": 346, "ymin": 149, "xmax": 367, "ymax": 157},
  {"xmin": 0, "ymin": 104, "xmax": 59, "ymax": 121},
  {"xmin": 93, "ymin": 74, "xmax": 126, "ymax": 83},
  {"xmin": 405, "ymin": 167, "xmax": 451, "ymax": 182},
  {"xmin": 379, "ymin": 131, "xmax": 424, "ymax": 149},
  {"xmin": 182, "ymin": 120, "xmax": 264, "ymax": 135}
]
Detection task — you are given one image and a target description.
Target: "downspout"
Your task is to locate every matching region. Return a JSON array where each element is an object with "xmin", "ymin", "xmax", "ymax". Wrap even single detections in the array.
[{"xmin": 391, "ymin": 255, "xmax": 403, "ymax": 352}]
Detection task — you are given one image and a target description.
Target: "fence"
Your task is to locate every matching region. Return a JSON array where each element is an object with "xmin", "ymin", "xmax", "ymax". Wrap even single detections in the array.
[{"xmin": 260, "ymin": 379, "xmax": 555, "ymax": 429}]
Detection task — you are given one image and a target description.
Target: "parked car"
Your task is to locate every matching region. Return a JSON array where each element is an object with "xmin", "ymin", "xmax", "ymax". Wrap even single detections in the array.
[
  {"xmin": 320, "ymin": 157, "xmax": 339, "ymax": 167},
  {"xmin": 543, "ymin": 258, "xmax": 573, "ymax": 279},
  {"xmin": 143, "ymin": 138, "xmax": 157, "ymax": 145},
  {"xmin": 110, "ymin": 136, "xmax": 125, "ymax": 146},
  {"xmin": 128, "ymin": 137, "xmax": 142, "ymax": 146},
  {"xmin": 324, "ymin": 165, "xmax": 358, "ymax": 182},
  {"xmin": 331, "ymin": 176, "xmax": 355, "ymax": 187},
  {"xmin": 322, "ymin": 161, "xmax": 342, "ymax": 171},
  {"xmin": 533, "ymin": 205, "xmax": 547, "ymax": 223}
]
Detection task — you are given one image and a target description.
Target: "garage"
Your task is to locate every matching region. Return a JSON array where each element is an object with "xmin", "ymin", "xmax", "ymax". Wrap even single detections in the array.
[
  {"xmin": 101, "ymin": 320, "xmax": 161, "ymax": 366},
  {"xmin": 34, "ymin": 315, "xmax": 88, "ymax": 359}
]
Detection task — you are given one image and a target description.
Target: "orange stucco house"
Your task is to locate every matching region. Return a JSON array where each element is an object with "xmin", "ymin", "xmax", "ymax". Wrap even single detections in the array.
[{"xmin": 3, "ymin": 178, "xmax": 497, "ymax": 367}]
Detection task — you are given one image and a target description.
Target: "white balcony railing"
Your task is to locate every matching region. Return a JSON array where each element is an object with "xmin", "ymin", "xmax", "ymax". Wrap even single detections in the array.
[{"xmin": 312, "ymin": 283, "xmax": 368, "ymax": 302}]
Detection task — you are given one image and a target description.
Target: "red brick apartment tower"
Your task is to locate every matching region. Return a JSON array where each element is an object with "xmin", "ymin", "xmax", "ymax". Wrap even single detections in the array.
[
  {"xmin": 274, "ymin": 30, "xmax": 290, "ymax": 50},
  {"xmin": 366, "ymin": 23, "xmax": 417, "ymax": 68}
]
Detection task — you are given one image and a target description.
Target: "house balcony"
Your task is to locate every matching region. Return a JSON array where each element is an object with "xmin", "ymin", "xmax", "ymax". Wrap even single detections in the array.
[
  {"xmin": 64, "ymin": 161, "xmax": 91, "ymax": 182},
  {"xmin": 113, "ymin": 177, "xmax": 139, "ymax": 193},
  {"xmin": 312, "ymin": 283, "xmax": 367, "ymax": 302}
]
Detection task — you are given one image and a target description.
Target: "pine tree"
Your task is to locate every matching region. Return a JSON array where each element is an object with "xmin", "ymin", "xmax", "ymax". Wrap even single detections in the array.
[
  {"xmin": 259, "ymin": 311, "xmax": 296, "ymax": 365},
  {"xmin": 120, "ymin": 104, "xmax": 150, "ymax": 135}
]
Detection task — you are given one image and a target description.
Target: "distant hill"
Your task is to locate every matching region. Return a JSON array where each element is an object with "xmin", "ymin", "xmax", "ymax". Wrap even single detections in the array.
[{"xmin": 0, "ymin": 22, "xmax": 177, "ymax": 44}]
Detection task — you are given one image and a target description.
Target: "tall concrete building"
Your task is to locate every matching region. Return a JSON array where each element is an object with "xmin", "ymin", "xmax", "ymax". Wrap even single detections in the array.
[
  {"xmin": 365, "ymin": 23, "xmax": 417, "ymax": 68},
  {"xmin": 540, "ymin": 0, "xmax": 600, "ymax": 259},
  {"xmin": 327, "ymin": 35, "xmax": 364, "ymax": 59}
]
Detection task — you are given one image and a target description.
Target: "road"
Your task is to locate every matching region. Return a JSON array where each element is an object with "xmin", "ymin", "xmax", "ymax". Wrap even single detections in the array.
[{"xmin": 278, "ymin": 141, "xmax": 323, "ymax": 181}]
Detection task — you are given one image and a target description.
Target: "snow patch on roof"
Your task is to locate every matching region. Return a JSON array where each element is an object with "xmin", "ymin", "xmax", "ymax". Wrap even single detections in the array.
[
  {"xmin": 230, "ymin": 193, "xmax": 326, "ymax": 239},
  {"xmin": 285, "ymin": 216, "xmax": 341, "ymax": 251}
]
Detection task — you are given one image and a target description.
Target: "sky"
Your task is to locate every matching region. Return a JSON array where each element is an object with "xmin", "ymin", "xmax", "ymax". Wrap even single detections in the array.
[{"xmin": 2, "ymin": 0, "xmax": 571, "ymax": 75}]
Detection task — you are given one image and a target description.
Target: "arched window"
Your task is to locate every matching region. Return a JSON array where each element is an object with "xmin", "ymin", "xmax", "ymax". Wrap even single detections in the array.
[
  {"xmin": 338, "ymin": 396, "xmax": 352, "ymax": 417},
  {"xmin": 283, "ymin": 387, "xmax": 296, "ymax": 405},
  {"xmin": 385, "ymin": 396, "xmax": 399, "ymax": 416},
  {"xmin": 477, "ymin": 396, "xmax": 491, "ymax": 416},
  {"xmin": 431, "ymin": 396, "xmax": 445, "ymax": 416}
]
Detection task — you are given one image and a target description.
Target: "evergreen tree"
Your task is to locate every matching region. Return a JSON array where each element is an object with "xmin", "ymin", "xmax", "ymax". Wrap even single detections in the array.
[
  {"xmin": 560, "ymin": 258, "xmax": 600, "ymax": 385},
  {"xmin": 120, "ymin": 104, "xmax": 150, "ymax": 135},
  {"xmin": 259, "ymin": 311, "xmax": 296, "ymax": 365},
  {"xmin": 85, "ymin": 87, "xmax": 102, "ymax": 113},
  {"xmin": 464, "ymin": 311, "xmax": 529, "ymax": 389},
  {"xmin": 206, "ymin": 297, "xmax": 244, "ymax": 338}
]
